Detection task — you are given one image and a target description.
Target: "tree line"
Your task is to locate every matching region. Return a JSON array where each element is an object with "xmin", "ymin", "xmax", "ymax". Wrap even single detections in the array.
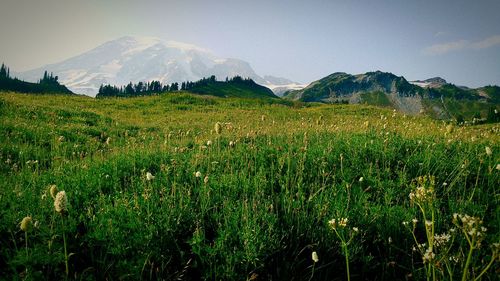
[
  {"xmin": 96, "ymin": 75, "xmax": 256, "ymax": 98},
  {"xmin": 0, "ymin": 63, "xmax": 73, "ymax": 95}
]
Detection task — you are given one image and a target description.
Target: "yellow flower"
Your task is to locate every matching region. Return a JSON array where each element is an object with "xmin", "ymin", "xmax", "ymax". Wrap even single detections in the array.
[
  {"xmin": 215, "ymin": 122, "xmax": 222, "ymax": 134},
  {"xmin": 20, "ymin": 216, "xmax": 33, "ymax": 232},
  {"xmin": 49, "ymin": 184, "xmax": 58, "ymax": 199}
]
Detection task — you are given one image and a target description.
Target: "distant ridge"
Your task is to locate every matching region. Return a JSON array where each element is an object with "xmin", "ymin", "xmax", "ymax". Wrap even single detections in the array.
[{"xmin": 284, "ymin": 71, "xmax": 499, "ymax": 120}]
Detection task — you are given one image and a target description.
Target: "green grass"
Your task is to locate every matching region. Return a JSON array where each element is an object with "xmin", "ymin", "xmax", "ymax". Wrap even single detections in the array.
[{"xmin": 0, "ymin": 92, "xmax": 498, "ymax": 280}]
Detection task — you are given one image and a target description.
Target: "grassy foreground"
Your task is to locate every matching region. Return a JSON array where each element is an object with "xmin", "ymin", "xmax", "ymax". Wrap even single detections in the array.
[{"xmin": 0, "ymin": 92, "xmax": 498, "ymax": 280}]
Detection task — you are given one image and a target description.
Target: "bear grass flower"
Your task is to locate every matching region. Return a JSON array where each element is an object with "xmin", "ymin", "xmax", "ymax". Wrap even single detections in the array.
[
  {"xmin": 146, "ymin": 172, "xmax": 155, "ymax": 181},
  {"xmin": 215, "ymin": 122, "xmax": 222, "ymax": 134},
  {"xmin": 49, "ymin": 184, "xmax": 58, "ymax": 199},
  {"xmin": 485, "ymin": 146, "xmax": 492, "ymax": 156},
  {"xmin": 311, "ymin": 251, "xmax": 319, "ymax": 263},
  {"xmin": 54, "ymin": 191, "xmax": 68, "ymax": 214},
  {"xmin": 20, "ymin": 216, "xmax": 33, "ymax": 232}
]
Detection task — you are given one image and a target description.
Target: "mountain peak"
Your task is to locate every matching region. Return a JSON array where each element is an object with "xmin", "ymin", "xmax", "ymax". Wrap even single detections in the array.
[
  {"xmin": 17, "ymin": 36, "xmax": 296, "ymax": 96},
  {"xmin": 409, "ymin": 77, "xmax": 448, "ymax": 88},
  {"xmin": 423, "ymin": 77, "xmax": 447, "ymax": 84},
  {"xmin": 112, "ymin": 36, "xmax": 211, "ymax": 54}
]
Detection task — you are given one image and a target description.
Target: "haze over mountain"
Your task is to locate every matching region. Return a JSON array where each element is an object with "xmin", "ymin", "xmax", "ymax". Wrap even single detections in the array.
[{"xmin": 17, "ymin": 36, "xmax": 304, "ymax": 97}]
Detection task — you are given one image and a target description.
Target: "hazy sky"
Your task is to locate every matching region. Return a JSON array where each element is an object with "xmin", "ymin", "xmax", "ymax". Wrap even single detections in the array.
[{"xmin": 1, "ymin": 0, "xmax": 499, "ymax": 87}]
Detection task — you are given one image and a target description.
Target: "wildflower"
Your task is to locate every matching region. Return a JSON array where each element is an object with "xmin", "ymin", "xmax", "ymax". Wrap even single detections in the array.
[
  {"xmin": 54, "ymin": 191, "xmax": 68, "ymax": 214},
  {"xmin": 312, "ymin": 251, "xmax": 319, "ymax": 263},
  {"xmin": 49, "ymin": 185, "xmax": 58, "ymax": 198},
  {"xmin": 422, "ymin": 248, "xmax": 435, "ymax": 263},
  {"xmin": 352, "ymin": 227, "xmax": 359, "ymax": 233},
  {"xmin": 261, "ymin": 115, "xmax": 266, "ymax": 121},
  {"xmin": 206, "ymin": 140, "xmax": 212, "ymax": 146},
  {"xmin": 229, "ymin": 141, "xmax": 235, "ymax": 147},
  {"xmin": 409, "ymin": 176, "xmax": 435, "ymax": 204},
  {"xmin": 339, "ymin": 218, "xmax": 348, "ymax": 228},
  {"xmin": 204, "ymin": 175, "xmax": 209, "ymax": 184},
  {"xmin": 146, "ymin": 172, "xmax": 155, "ymax": 181},
  {"xmin": 20, "ymin": 216, "xmax": 33, "ymax": 232},
  {"xmin": 106, "ymin": 137, "xmax": 111, "ymax": 145},
  {"xmin": 496, "ymin": 164, "xmax": 500, "ymax": 170},
  {"xmin": 453, "ymin": 213, "xmax": 485, "ymax": 241},
  {"xmin": 215, "ymin": 122, "xmax": 222, "ymax": 134},
  {"xmin": 195, "ymin": 171, "xmax": 202, "ymax": 178},
  {"xmin": 388, "ymin": 237, "xmax": 392, "ymax": 244},
  {"xmin": 359, "ymin": 177, "xmax": 364, "ymax": 182},
  {"xmin": 328, "ymin": 218, "xmax": 337, "ymax": 229},
  {"xmin": 485, "ymin": 146, "xmax": 492, "ymax": 156},
  {"xmin": 434, "ymin": 233, "xmax": 451, "ymax": 247}
]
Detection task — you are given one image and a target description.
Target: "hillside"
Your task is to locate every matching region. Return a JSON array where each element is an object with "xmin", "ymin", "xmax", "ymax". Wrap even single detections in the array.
[
  {"xmin": 0, "ymin": 64, "xmax": 73, "ymax": 95},
  {"xmin": 284, "ymin": 71, "xmax": 499, "ymax": 121},
  {"xmin": 187, "ymin": 76, "xmax": 277, "ymax": 99},
  {"xmin": 96, "ymin": 76, "xmax": 278, "ymax": 99}
]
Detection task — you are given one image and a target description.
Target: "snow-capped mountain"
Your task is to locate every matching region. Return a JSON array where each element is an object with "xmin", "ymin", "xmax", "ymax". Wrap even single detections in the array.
[{"xmin": 18, "ymin": 36, "xmax": 303, "ymax": 97}]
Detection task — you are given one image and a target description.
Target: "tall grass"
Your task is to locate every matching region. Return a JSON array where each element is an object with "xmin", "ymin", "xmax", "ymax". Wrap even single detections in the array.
[{"xmin": 0, "ymin": 93, "xmax": 498, "ymax": 280}]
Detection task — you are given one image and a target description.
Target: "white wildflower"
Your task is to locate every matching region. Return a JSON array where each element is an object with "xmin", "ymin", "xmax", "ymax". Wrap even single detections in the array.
[
  {"xmin": 146, "ymin": 172, "xmax": 155, "ymax": 181},
  {"xmin": 311, "ymin": 251, "xmax": 319, "ymax": 263},
  {"xmin": 54, "ymin": 191, "xmax": 68, "ymax": 213},
  {"xmin": 422, "ymin": 248, "xmax": 435, "ymax": 263}
]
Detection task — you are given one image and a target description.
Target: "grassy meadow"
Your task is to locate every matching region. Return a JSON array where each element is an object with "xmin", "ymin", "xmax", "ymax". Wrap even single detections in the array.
[{"xmin": 0, "ymin": 92, "xmax": 498, "ymax": 280}]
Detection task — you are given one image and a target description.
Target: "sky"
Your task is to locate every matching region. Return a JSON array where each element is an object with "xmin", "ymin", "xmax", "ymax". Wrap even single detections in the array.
[{"xmin": 0, "ymin": 0, "xmax": 499, "ymax": 87}]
